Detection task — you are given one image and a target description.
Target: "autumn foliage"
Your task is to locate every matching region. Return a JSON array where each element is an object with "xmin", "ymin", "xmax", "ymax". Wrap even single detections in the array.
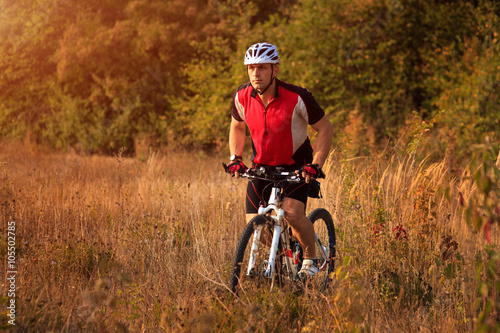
[
  {"xmin": 0, "ymin": 0, "xmax": 498, "ymax": 160},
  {"xmin": 1, "ymin": 1, "xmax": 500, "ymax": 331}
]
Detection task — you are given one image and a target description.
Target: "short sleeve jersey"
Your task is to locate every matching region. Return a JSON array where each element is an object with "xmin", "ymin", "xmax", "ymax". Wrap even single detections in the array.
[{"xmin": 232, "ymin": 79, "xmax": 325, "ymax": 167}]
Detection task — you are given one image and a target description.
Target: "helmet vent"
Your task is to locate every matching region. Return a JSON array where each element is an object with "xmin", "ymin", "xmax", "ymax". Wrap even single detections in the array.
[{"xmin": 244, "ymin": 42, "xmax": 280, "ymax": 65}]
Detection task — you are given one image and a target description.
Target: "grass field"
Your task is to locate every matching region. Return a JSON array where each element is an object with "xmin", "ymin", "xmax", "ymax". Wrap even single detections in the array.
[{"xmin": 0, "ymin": 142, "xmax": 498, "ymax": 332}]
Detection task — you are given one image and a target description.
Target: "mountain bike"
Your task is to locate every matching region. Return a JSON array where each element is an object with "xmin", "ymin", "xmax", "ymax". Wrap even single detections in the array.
[{"xmin": 223, "ymin": 164, "xmax": 336, "ymax": 295}]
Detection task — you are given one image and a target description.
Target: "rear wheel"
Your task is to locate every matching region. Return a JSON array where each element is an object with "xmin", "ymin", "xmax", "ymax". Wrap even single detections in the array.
[{"xmin": 308, "ymin": 208, "xmax": 336, "ymax": 291}]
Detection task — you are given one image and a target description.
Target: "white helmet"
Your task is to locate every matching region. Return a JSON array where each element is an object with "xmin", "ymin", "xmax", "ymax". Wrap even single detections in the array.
[{"xmin": 244, "ymin": 42, "xmax": 280, "ymax": 65}]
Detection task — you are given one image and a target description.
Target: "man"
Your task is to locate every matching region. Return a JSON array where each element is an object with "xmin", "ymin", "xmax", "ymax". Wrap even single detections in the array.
[{"xmin": 227, "ymin": 42, "xmax": 333, "ymax": 278}]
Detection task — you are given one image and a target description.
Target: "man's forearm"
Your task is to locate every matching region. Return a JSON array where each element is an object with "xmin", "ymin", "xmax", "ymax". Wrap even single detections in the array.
[
  {"xmin": 312, "ymin": 134, "xmax": 332, "ymax": 167},
  {"xmin": 229, "ymin": 120, "xmax": 246, "ymax": 157},
  {"xmin": 312, "ymin": 126, "xmax": 333, "ymax": 167},
  {"xmin": 310, "ymin": 115, "xmax": 333, "ymax": 168}
]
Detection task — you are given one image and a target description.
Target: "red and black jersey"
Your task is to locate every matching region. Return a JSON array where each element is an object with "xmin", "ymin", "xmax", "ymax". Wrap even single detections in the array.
[{"xmin": 232, "ymin": 79, "xmax": 325, "ymax": 168}]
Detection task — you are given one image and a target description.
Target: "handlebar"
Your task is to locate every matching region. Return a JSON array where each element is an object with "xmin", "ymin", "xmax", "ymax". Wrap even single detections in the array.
[{"xmin": 222, "ymin": 163, "xmax": 319, "ymax": 183}]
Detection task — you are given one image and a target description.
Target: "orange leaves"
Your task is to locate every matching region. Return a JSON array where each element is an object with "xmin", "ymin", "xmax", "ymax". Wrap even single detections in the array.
[{"xmin": 392, "ymin": 224, "xmax": 408, "ymax": 241}]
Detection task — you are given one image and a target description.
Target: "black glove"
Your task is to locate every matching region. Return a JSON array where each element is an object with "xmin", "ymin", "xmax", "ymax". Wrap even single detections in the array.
[
  {"xmin": 300, "ymin": 164, "xmax": 325, "ymax": 179},
  {"xmin": 227, "ymin": 160, "xmax": 247, "ymax": 176}
]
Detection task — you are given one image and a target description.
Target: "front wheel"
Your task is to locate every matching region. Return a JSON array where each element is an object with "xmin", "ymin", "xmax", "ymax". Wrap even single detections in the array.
[
  {"xmin": 308, "ymin": 208, "xmax": 336, "ymax": 291},
  {"xmin": 229, "ymin": 215, "xmax": 273, "ymax": 295}
]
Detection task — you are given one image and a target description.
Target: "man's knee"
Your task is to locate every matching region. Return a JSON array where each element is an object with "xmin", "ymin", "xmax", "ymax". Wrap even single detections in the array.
[
  {"xmin": 283, "ymin": 198, "xmax": 306, "ymax": 226},
  {"xmin": 284, "ymin": 210, "xmax": 303, "ymax": 226}
]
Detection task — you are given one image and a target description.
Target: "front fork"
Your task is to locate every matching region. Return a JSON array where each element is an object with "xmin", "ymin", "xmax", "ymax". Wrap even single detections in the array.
[
  {"xmin": 246, "ymin": 226, "xmax": 263, "ymax": 276},
  {"xmin": 246, "ymin": 223, "xmax": 330, "ymax": 278},
  {"xmin": 246, "ymin": 222, "xmax": 284, "ymax": 278},
  {"xmin": 246, "ymin": 219, "xmax": 301, "ymax": 280},
  {"xmin": 264, "ymin": 224, "xmax": 282, "ymax": 278}
]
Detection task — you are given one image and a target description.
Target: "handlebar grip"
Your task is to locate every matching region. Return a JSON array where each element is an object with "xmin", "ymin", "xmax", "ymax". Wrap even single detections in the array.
[{"xmin": 222, "ymin": 162, "xmax": 250, "ymax": 176}]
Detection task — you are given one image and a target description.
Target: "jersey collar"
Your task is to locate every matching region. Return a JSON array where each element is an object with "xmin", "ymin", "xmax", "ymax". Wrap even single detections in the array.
[{"xmin": 250, "ymin": 78, "xmax": 281, "ymax": 99}]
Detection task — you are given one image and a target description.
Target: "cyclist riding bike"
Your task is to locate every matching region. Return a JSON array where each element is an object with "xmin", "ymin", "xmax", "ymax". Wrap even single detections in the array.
[{"xmin": 227, "ymin": 42, "xmax": 334, "ymax": 279}]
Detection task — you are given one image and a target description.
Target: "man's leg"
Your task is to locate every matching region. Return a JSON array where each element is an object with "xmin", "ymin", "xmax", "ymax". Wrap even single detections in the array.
[
  {"xmin": 245, "ymin": 214, "xmax": 257, "ymax": 223},
  {"xmin": 282, "ymin": 197, "xmax": 316, "ymax": 259},
  {"xmin": 245, "ymin": 179, "xmax": 273, "ymax": 245}
]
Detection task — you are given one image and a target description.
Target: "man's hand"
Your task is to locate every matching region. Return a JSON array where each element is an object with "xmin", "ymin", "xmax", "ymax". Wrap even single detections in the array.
[
  {"xmin": 299, "ymin": 164, "xmax": 324, "ymax": 183},
  {"xmin": 227, "ymin": 160, "xmax": 247, "ymax": 177}
]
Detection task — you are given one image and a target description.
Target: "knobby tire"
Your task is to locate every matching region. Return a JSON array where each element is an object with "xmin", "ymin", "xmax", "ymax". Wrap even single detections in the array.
[
  {"xmin": 229, "ymin": 215, "xmax": 270, "ymax": 294},
  {"xmin": 308, "ymin": 207, "xmax": 336, "ymax": 291},
  {"xmin": 230, "ymin": 208, "xmax": 336, "ymax": 295}
]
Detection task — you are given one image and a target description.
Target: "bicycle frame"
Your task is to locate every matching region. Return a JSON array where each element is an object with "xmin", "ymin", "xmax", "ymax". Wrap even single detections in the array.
[
  {"xmin": 246, "ymin": 185, "xmax": 301, "ymax": 281},
  {"xmin": 247, "ymin": 182, "xmax": 330, "ymax": 283},
  {"xmin": 223, "ymin": 164, "xmax": 332, "ymax": 287}
]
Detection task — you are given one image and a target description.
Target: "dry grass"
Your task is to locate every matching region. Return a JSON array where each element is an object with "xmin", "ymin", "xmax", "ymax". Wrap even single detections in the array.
[{"xmin": 0, "ymin": 142, "xmax": 498, "ymax": 332}]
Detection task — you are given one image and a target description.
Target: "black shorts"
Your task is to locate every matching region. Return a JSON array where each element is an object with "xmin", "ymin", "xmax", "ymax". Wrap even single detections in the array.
[{"xmin": 245, "ymin": 179, "xmax": 310, "ymax": 214}]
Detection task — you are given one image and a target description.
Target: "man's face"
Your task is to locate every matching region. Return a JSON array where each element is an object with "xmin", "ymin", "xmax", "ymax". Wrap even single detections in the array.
[{"xmin": 247, "ymin": 63, "xmax": 278, "ymax": 92}]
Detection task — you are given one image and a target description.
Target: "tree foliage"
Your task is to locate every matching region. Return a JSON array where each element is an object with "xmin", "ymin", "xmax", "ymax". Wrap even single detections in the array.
[{"xmin": 0, "ymin": 0, "xmax": 498, "ymax": 159}]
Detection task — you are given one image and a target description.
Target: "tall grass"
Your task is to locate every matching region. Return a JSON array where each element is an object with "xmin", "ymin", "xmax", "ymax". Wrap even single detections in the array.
[{"xmin": 0, "ymin": 141, "xmax": 498, "ymax": 332}]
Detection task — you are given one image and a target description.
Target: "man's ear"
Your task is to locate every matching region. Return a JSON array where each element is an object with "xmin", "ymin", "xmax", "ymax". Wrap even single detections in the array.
[{"xmin": 274, "ymin": 65, "xmax": 280, "ymax": 76}]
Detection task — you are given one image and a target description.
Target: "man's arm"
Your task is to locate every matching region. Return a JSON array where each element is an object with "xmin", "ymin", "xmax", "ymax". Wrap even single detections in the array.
[
  {"xmin": 229, "ymin": 117, "xmax": 246, "ymax": 158},
  {"xmin": 310, "ymin": 115, "xmax": 333, "ymax": 168}
]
